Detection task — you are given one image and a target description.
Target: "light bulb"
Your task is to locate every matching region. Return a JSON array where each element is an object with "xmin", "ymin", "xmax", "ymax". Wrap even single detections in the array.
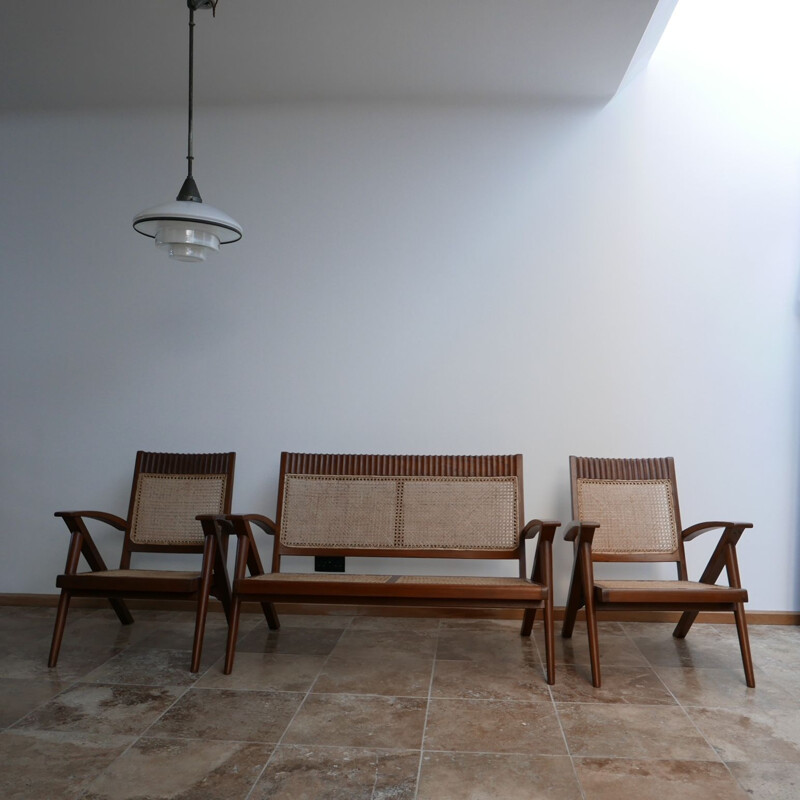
[{"xmin": 155, "ymin": 225, "xmax": 220, "ymax": 262}]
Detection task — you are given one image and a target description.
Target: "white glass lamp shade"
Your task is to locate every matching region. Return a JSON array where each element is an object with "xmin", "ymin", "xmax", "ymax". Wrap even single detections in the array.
[{"xmin": 133, "ymin": 200, "xmax": 242, "ymax": 263}]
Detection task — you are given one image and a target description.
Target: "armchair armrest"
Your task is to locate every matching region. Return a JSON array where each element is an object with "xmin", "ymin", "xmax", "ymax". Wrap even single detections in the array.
[
  {"xmin": 521, "ymin": 519, "xmax": 561, "ymax": 541},
  {"xmin": 223, "ymin": 513, "xmax": 277, "ymax": 537},
  {"xmin": 525, "ymin": 520, "xmax": 560, "ymax": 588},
  {"xmin": 195, "ymin": 513, "xmax": 226, "ymax": 537},
  {"xmin": 54, "ymin": 510, "xmax": 123, "ymax": 575},
  {"xmin": 682, "ymin": 521, "xmax": 753, "ymax": 542},
  {"xmin": 221, "ymin": 514, "xmax": 272, "ymax": 582},
  {"xmin": 684, "ymin": 521, "xmax": 753, "ymax": 591},
  {"xmin": 55, "ymin": 510, "xmax": 127, "ymax": 532},
  {"xmin": 563, "ymin": 520, "xmax": 600, "ymax": 545}
]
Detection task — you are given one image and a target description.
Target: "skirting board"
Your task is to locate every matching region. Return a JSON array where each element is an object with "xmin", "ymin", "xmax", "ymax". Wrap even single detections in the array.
[{"xmin": 2, "ymin": 593, "xmax": 799, "ymax": 626}]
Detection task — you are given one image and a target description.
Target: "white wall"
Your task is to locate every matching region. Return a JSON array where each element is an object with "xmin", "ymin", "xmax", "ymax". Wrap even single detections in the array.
[{"xmin": 2, "ymin": 0, "xmax": 799, "ymax": 609}]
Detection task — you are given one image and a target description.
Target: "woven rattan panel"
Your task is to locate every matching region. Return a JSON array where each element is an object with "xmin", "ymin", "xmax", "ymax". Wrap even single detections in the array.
[
  {"xmin": 593, "ymin": 579, "xmax": 721, "ymax": 591},
  {"xmin": 401, "ymin": 479, "xmax": 518, "ymax": 549},
  {"xmin": 281, "ymin": 477, "xmax": 398, "ymax": 548},
  {"xmin": 76, "ymin": 569, "xmax": 202, "ymax": 579},
  {"xmin": 576, "ymin": 479, "xmax": 678, "ymax": 555},
  {"xmin": 130, "ymin": 474, "xmax": 228, "ymax": 546},
  {"xmin": 251, "ymin": 573, "xmax": 393, "ymax": 583},
  {"xmin": 280, "ymin": 475, "xmax": 519, "ymax": 550}
]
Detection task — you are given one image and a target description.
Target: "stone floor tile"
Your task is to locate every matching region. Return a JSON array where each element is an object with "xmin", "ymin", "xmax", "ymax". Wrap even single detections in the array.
[
  {"xmin": 627, "ymin": 630, "xmax": 745, "ymax": 671},
  {"xmin": 334, "ymin": 629, "xmax": 439, "ymax": 657},
  {"xmin": 45, "ymin": 609, "xmax": 178, "ymax": 651},
  {"xmin": 728, "ymin": 761, "xmax": 800, "ymax": 799},
  {"xmin": 313, "ymin": 649, "xmax": 434, "ymax": 696},
  {"xmin": 686, "ymin": 706, "xmax": 800, "ymax": 763},
  {"xmin": 754, "ymin": 661, "xmax": 800, "ymax": 697},
  {"xmin": 12, "ymin": 682, "xmax": 183, "ymax": 736},
  {"xmin": 743, "ymin": 626, "xmax": 800, "ymax": 672},
  {"xmin": 348, "ymin": 614, "xmax": 439, "ymax": 632},
  {"xmin": 197, "ymin": 651, "xmax": 326, "ymax": 692},
  {"xmin": 438, "ymin": 617, "xmax": 521, "ymax": 631},
  {"xmin": 557, "ymin": 703, "xmax": 718, "ymax": 760},
  {"xmin": 417, "ymin": 752, "xmax": 582, "ymax": 800},
  {"xmin": 0, "ymin": 639, "xmax": 121, "ymax": 683},
  {"xmin": 550, "ymin": 665, "xmax": 676, "ymax": 705},
  {"xmin": 574, "ymin": 758, "xmax": 750, "ymax": 800},
  {"xmin": 0, "ymin": 729, "xmax": 132, "ymax": 800},
  {"xmin": 82, "ymin": 736, "xmax": 270, "ymax": 800},
  {"xmin": 0, "ymin": 677, "xmax": 68, "ymax": 728},
  {"xmin": 0, "ymin": 605, "xmax": 75, "ymax": 640},
  {"xmin": 655, "ymin": 665, "xmax": 788, "ymax": 709},
  {"xmin": 236, "ymin": 626, "xmax": 344, "ymax": 655},
  {"xmin": 82, "ymin": 648, "xmax": 208, "ymax": 686},
  {"xmin": 129, "ymin": 623, "xmax": 229, "ymax": 654},
  {"xmin": 619, "ymin": 622, "xmax": 691, "ymax": 637},
  {"xmin": 436, "ymin": 630, "xmax": 541, "ymax": 665},
  {"xmin": 431, "ymin": 657, "xmax": 550, "ymax": 701},
  {"xmin": 424, "ymin": 698, "xmax": 566, "ymax": 755},
  {"xmin": 269, "ymin": 613, "xmax": 353, "ymax": 629},
  {"xmin": 283, "ymin": 693, "xmax": 427, "ymax": 749},
  {"xmin": 251, "ymin": 745, "xmax": 419, "ymax": 800},
  {"xmin": 557, "ymin": 622, "xmax": 649, "ymax": 668},
  {"xmin": 148, "ymin": 687, "xmax": 304, "ymax": 742}
]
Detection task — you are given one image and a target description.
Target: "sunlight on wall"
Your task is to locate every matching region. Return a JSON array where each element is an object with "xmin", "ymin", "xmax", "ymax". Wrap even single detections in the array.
[{"xmin": 652, "ymin": 0, "xmax": 800, "ymax": 148}]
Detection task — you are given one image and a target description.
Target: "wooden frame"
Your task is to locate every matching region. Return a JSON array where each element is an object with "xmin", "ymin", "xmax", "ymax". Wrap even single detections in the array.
[
  {"xmin": 49, "ymin": 451, "xmax": 238, "ymax": 672},
  {"xmin": 220, "ymin": 452, "xmax": 559, "ymax": 683},
  {"xmin": 562, "ymin": 456, "xmax": 754, "ymax": 687}
]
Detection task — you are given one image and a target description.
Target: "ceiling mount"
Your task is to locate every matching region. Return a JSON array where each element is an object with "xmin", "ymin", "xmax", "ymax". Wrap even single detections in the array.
[{"xmin": 189, "ymin": 1, "xmax": 216, "ymax": 12}]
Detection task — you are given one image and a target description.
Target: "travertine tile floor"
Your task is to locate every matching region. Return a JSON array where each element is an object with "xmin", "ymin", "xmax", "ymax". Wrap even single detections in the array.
[{"xmin": 1, "ymin": 605, "xmax": 799, "ymax": 799}]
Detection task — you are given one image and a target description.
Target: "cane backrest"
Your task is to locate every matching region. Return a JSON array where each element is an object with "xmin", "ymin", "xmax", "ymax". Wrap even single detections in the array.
[
  {"xmin": 570, "ymin": 456, "xmax": 685, "ymax": 564},
  {"xmin": 274, "ymin": 453, "xmax": 524, "ymax": 563},
  {"xmin": 122, "ymin": 451, "xmax": 235, "ymax": 560}
]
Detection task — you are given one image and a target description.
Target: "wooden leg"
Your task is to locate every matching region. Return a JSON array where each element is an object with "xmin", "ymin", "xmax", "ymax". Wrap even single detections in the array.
[
  {"xmin": 520, "ymin": 607, "xmax": 536, "ymax": 637},
  {"xmin": 48, "ymin": 590, "xmax": 71, "ymax": 668},
  {"xmin": 191, "ymin": 536, "xmax": 217, "ymax": 673},
  {"xmin": 190, "ymin": 591, "xmax": 210, "ymax": 674},
  {"xmin": 672, "ymin": 609, "xmax": 698, "ymax": 639},
  {"xmin": 263, "ymin": 602, "xmax": 280, "ymax": 630},
  {"xmin": 210, "ymin": 526, "xmax": 233, "ymax": 625},
  {"xmin": 108, "ymin": 598, "xmax": 134, "ymax": 625},
  {"xmin": 562, "ymin": 556, "xmax": 584, "ymax": 639},
  {"xmin": 543, "ymin": 596, "xmax": 555, "ymax": 686},
  {"xmin": 224, "ymin": 596, "xmax": 242, "ymax": 675},
  {"xmin": 733, "ymin": 603, "xmax": 755, "ymax": 688},
  {"xmin": 579, "ymin": 542, "xmax": 601, "ymax": 688}
]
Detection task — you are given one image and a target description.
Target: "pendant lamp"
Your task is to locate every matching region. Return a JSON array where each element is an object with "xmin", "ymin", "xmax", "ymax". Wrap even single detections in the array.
[{"xmin": 133, "ymin": 0, "xmax": 242, "ymax": 262}]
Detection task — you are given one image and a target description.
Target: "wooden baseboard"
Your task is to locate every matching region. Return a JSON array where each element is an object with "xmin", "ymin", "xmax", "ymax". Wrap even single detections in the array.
[{"xmin": 2, "ymin": 593, "xmax": 798, "ymax": 626}]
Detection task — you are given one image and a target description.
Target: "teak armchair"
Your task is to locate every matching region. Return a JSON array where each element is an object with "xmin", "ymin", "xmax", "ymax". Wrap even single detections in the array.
[
  {"xmin": 49, "ymin": 451, "xmax": 236, "ymax": 672},
  {"xmin": 562, "ymin": 456, "xmax": 754, "ymax": 688}
]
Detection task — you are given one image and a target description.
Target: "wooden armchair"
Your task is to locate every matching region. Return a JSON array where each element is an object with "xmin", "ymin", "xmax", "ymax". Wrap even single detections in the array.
[
  {"xmin": 49, "ymin": 451, "xmax": 236, "ymax": 672},
  {"xmin": 562, "ymin": 456, "xmax": 754, "ymax": 688}
]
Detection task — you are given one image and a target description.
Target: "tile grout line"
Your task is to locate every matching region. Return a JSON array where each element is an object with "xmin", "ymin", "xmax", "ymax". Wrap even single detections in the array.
[
  {"xmin": 242, "ymin": 615, "xmax": 354, "ymax": 800},
  {"xmin": 621, "ymin": 621, "xmax": 752, "ymax": 795},
  {"xmin": 411, "ymin": 618, "xmax": 442, "ymax": 800},
  {"xmin": 549, "ymin": 686, "xmax": 588, "ymax": 800},
  {"xmin": 73, "ymin": 682, "xmax": 195, "ymax": 800}
]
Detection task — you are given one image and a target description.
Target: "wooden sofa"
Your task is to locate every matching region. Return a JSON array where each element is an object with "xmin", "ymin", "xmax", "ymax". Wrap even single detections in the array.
[{"xmin": 215, "ymin": 452, "xmax": 559, "ymax": 683}]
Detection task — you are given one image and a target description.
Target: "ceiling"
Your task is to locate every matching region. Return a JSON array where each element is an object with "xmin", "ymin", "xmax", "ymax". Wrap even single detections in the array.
[{"xmin": 1, "ymin": 0, "xmax": 677, "ymax": 112}]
